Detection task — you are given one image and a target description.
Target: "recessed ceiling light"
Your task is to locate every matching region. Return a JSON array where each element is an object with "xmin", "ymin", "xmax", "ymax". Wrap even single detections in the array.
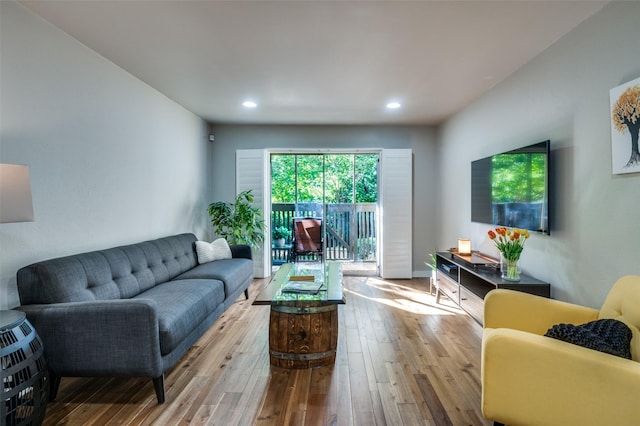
[
  {"xmin": 242, "ymin": 101, "xmax": 257, "ymax": 108},
  {"xmin": 386, "ymin": 102, "xmax": 401, "ymax": 109}
]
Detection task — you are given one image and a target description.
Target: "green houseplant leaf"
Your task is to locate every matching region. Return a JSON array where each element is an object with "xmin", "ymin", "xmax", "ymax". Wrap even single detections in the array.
[
  {"xmin": 425, "ymin": 252, "xmax": 437, "ymax": 271},
  {"xmin": 273, "ymin": 226, "xmax": 291, "ymax": 240},
  {"xmin": 207, "ymin": 189, "xmax": 265, "ymax": 250}
]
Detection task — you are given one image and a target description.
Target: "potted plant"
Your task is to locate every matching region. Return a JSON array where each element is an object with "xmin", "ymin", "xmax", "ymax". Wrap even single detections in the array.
[
  {"xmin": 272, "ymin": 226, "xmax": 291, "ymax": 248},
  {"xmin": 207, "ymin": 189, "xmax": 265, "ymax": 250},
  {"xmin": 425, "ymin": 252, "xmax": 437, "ymax": 294}
]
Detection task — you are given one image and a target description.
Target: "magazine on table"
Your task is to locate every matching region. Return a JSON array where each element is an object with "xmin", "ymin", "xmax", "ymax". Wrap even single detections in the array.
[{"xmin": 282, "ymin": 276, "xmax": 323, "ymax": 294}]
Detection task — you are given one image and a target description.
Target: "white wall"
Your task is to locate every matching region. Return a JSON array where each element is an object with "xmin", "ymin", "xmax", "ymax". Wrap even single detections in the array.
[
  {"xmin": 438, "ymin": 1, "xmax": 640, "ymax": 308},
  {"xmin": 209, "ymin": 124, "xmax": 438, "ymax": 276},
  {"xmin": 0, "ymin": 2, "xmax": 211, "ymax": 309}
]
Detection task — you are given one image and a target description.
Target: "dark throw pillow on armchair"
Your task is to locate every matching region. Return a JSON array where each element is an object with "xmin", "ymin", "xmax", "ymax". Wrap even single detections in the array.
[{"xmin": 544, "ymin": 318, "xmax": 632, "ymax": 359}]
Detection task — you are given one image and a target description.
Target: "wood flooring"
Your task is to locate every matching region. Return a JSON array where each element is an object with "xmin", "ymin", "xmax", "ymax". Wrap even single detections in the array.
[{"xmin": 41, "ymin": 275, "xmax": 490, "ymax": 425}]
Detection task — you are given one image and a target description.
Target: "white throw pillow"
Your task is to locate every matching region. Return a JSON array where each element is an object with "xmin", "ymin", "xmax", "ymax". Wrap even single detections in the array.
[{"xmin": 195, "ymin": 238, "xmax": 232, "ymax": 264}]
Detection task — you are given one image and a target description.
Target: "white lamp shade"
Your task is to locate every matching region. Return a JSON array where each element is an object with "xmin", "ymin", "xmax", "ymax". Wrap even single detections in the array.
[
  {"xmin": 458, "ymin": 238, "xmax": 471, "ymax": 255},
  {"xmin": 0, "ymin": 164, "xmax": 34, "ymax": 223}
]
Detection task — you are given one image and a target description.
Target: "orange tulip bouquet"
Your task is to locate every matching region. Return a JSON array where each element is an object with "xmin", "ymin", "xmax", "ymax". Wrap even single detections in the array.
[{"xmin": 487, "ymin": 227, "xmax": 530, "ymax": 281}]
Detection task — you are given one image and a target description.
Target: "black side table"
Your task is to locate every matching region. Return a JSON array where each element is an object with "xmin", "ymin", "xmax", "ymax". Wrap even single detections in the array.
[{"xmin": 1, "ymin": 310, "xmax": 49, "ymax": 426}]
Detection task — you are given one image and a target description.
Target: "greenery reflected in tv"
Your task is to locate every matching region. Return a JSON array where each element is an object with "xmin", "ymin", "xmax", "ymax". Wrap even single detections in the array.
[{"xmin": 471, "ymin": 141, "xmax": 550, "ymax": 234}]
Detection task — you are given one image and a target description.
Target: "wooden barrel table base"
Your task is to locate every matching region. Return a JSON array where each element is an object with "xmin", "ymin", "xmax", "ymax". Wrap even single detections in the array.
[{"xmin": 269, "ymin": 303, "xmax": 338, "ymax": 369}]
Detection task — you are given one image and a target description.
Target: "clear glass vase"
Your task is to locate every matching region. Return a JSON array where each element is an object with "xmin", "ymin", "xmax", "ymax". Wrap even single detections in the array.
[{"xmin": 500, "ymin": 253, "xmax": 521, "ymax": 281}]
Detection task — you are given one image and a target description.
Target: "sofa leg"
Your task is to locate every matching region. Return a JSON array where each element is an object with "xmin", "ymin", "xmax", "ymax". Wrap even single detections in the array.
[
  {"xmin": 49, "ymin": 372, "xmax": 61, "ymax": 402},
  {"xmin": 244, "ymin": 289, "xmax": 249, "ymax": 300},
  {"xmin": 153, "ymin": 375, "xmax": 165, "ymax": 404}
]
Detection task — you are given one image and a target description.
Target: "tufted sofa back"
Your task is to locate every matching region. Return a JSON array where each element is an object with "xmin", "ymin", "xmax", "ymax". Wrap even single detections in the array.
[
  {"xmin": 17, "ymin": 233, "xmax": 198, "ymax": 304},
  {"xmin": 599, "ymin": 275, "xmax": 640, "ymax": 362}
]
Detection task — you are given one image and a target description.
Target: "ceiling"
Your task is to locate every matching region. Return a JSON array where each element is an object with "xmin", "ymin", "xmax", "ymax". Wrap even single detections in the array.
[{"xmin": 21, "ymin": 1, "xmax": 608, "ymax": 126}]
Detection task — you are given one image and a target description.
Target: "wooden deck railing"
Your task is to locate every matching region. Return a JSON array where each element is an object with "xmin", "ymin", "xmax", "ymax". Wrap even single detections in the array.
[{"xmin": 271, "ymin": 203, "xmax": 377, "ymax": 263}]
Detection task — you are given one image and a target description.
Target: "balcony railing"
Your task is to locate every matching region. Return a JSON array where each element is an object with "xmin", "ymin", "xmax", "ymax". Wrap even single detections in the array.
[{"xmin": 271, "ymin": 202, "xmax": 377, "ymax": 264}]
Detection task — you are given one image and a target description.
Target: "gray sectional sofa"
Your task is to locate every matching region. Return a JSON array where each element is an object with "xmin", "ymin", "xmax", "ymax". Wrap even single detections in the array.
[{"xmin": 16, "ymin": 233, "xmax": 253, "ymax": 404}]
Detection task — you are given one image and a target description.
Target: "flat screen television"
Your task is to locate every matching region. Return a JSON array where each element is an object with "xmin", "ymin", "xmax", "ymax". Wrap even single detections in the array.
[{"xmin": 471, "ymin": 140, "xmax": 550, "ymax": 234}]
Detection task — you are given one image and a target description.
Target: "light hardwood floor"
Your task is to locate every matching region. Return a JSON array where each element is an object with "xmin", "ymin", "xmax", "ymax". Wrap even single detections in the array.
[{"xmin": 42, "ymin": 275, "xmax": 491, "ymax": 425}]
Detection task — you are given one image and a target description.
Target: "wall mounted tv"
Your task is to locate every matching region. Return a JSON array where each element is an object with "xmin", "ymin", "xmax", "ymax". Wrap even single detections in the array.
[{"xmin": 471, "ymin": 140, "xmax": 550, "ymax": 234}]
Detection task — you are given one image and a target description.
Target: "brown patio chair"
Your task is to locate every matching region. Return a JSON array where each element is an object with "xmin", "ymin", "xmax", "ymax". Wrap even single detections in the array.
[{"xmin": 291, "ymin": 217, "xmax": 323, "ymax": 262}]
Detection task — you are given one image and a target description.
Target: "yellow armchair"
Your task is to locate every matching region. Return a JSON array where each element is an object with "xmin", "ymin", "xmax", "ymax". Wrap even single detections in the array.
[{"xmin": 481, "ymin": 275, "xmax": 640, "ymax": 426}]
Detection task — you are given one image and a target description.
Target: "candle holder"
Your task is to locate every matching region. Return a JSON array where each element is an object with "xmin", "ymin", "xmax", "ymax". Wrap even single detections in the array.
[{"xmin": 458, "ymin": 238, "xmax": 471, "ymax": 255}]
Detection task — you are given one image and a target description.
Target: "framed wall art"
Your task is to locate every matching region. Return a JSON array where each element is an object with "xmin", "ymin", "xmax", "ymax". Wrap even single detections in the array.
[{"xmin": 610, "ymin": 76, "xmax": 640, "ymax": 175}]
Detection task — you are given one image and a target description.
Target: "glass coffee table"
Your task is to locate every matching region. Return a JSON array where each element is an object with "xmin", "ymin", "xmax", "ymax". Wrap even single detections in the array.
[{"xmin": 253, "ymin": 262, "xmax": 345, "ymax": 368}]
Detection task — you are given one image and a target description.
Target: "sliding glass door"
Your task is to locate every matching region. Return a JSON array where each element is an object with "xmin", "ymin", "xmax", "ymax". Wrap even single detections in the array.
[{"xmin": 270, "ymin": 152, "xmax": 379, "ymax": 274}]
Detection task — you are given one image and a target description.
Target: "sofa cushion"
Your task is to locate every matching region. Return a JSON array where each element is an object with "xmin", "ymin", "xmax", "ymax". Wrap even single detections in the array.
[
  {"xmin": 17, "ymin": 233, "xmax": 199, "ymax": 304},
  {"xmin": 195, "ymin": 238, "xmax": 232, "ymax": 264},
  {"xmin": 174, "ymin": 258, "xmax": 252, "ymax": 298},
  {"xmin": 544, "ymin": 319, "xmax": 633, "ymax": 359},
  {"xmin": 134, "ymin": 279, "xmax": 224, "ymax": 355},
  {"xmin": 135, "ymin": 234, "xmax": 199, "ymax": 283}
]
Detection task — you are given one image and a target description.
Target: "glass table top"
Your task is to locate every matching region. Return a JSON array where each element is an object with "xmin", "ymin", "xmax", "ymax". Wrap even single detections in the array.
[{"xmin": 253, "ymin": 262, "xmax": 345, "ymax": 305}]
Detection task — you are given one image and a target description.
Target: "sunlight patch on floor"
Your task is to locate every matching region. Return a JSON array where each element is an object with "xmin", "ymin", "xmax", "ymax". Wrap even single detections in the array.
[{"xmin": 344, "ymin": 276, "xmax": 465, "ymax": 316}]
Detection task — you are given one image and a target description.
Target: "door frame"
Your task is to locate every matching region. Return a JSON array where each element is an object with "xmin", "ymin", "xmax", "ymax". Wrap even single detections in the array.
[
  {"xmin": 237, "ymin": 148, "xmax": 411, "ymax": 278},
  {"xmin": 269, "ymin": 151, "xmax": 380, "ymax": 271}
]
